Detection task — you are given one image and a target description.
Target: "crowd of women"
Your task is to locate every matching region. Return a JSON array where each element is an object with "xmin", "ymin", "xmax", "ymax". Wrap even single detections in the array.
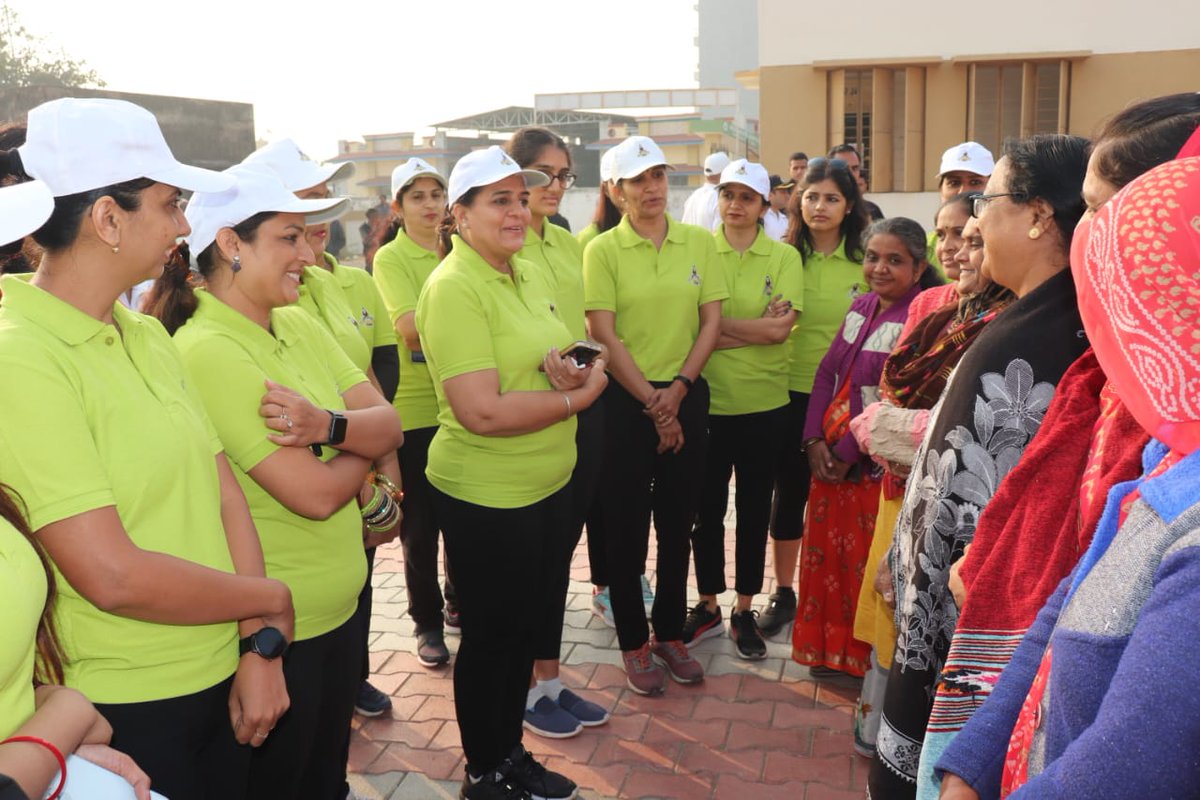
[{"xmin": 0, "ymin": 89, "xmax": 1197, "ymax": 800}]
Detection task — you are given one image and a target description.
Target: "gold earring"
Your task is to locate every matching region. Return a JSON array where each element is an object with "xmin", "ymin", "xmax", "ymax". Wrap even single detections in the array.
[
  {"xmin": 1028, "ymin": 227, "xmax": 1041, "ymax": 240},
  {"xmin": 111, "ymin": 246, "xmax": 120, "ymax": 253}
]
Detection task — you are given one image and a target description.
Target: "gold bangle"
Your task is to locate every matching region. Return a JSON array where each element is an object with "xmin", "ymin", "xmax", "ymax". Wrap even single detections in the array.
[
  {"xmin": 371, "ymin": 471, "xmax": 405, "ymax": 504},
  {"xmin": 561, "ymin": 392, "xmax": 573, "ymax": 420}
]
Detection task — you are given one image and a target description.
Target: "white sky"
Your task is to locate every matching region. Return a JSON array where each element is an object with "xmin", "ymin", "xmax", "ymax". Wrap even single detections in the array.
[{"xmin": 5, "ymin": 0, "xmax": 701, "ymax": 160}]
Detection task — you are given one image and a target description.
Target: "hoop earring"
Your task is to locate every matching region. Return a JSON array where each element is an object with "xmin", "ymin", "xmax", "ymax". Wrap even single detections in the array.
[
  {"xmin": 231, "ymin": 255, "xmax": 242, "ymax": 273},
  {"xmin": 1028, "ymin": 227, "xmax": 1041, "ymax": 240}
]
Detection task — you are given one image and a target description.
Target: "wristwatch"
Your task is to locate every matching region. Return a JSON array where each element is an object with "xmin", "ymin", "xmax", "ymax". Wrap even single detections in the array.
[
  {"xmin": 326, "ymin": 410, "xmax": 348, "ymax": 446},
  {"xmin": 238, "ymin": 626, "xmax": 288, "ymax": 660},
  {"xmin": 672, "ymin": 374, "xmax": 694, "ymax": 391}
]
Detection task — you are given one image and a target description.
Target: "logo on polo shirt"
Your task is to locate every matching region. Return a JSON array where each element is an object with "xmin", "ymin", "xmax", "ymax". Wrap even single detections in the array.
[
  {"xmin": 849, "ymin": 283, "xmax": 865, "ymax": 298},
  {"xmin": 347, "ymin": 314, "xmax": 360, "ymax": 329},
  {"xmin": 360, "ymin": 307, "xmax": 375, "ymax": 328},
  {"xmin": 688, "ymin": 265, "xmax": 701, "ymax": 286},
  {"xmin": 637, "ymin": 144, "xmax": 649, "ymax": 158},
  {"xmin": 763, "ymin": 275, "xmax": 774, "ymax": 297}
]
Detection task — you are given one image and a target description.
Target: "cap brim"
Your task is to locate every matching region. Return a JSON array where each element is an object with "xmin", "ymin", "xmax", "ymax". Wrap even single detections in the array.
[
  {"xmin": 150, "ymin": 162, "xmax": 236, "ymax": 193},
  {"xmin": 0, "ymin": 180, "xmax": 54, "ymax": 245},
  {"xmin": 395, "ymin": 171, "xmax": 448, "ymax": 196},
  {"xmin": 520, "ymin": 169, "xmax": 550, "ymax": 188},
  {"xmin": 273, "ymin": 195, "xmax": 349, "ymax": 226},
  {"xmin": 323, "ymin": 161, "xmax": 355, "ymax": 184},
  {"xmin": 614, "ymin": 161, "xmax": 673, "ymax": 182},
  {"xmin": 717, "ymin": 179, "xmax": 770, "ymax": 200}
]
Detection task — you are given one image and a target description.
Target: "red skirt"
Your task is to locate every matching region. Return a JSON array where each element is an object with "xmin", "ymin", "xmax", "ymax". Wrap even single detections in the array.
[{"xmin": 791, "ymin": 475, "xmax": 880, "ymax": 677}]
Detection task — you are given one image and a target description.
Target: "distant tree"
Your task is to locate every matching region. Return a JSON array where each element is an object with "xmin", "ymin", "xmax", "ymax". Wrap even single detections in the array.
[{"xmin": 0, "ymin": 4, "xmax": 103, "ymax": 88}]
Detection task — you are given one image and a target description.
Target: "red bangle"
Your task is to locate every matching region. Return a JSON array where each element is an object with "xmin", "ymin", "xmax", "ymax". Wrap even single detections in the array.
[{"xmin": 1, "ymin": 735, "xmax": 67, "ymax": 799}]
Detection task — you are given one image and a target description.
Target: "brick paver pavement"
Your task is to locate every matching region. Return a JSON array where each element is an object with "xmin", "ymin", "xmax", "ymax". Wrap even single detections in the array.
[{"xmin": 348, "ymin": 516, "xmax": 869, "ymax": 800}]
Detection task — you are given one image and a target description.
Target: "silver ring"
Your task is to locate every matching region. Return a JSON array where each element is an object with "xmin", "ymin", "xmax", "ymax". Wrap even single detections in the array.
[{"xmin": 280, "ymin": 412, "xmax": 293, "ymax": 430}]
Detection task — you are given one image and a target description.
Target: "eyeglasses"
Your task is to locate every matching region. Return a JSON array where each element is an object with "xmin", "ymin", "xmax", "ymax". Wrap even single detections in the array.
[
  {"xmin": 971, "ymin": 192, "xmax": 1026, "ymax": 218},
  {"xmin": 538, "ymin": 170, "xmax": 577, "ymax": 190}
]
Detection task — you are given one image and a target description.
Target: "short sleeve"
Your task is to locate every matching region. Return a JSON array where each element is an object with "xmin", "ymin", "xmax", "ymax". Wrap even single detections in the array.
[
  {"xmin": 777, "ymin": 245, "xmax": 804, "ymax": 311},
  {"xmin": 697, "ymin": 234, "xmax": 730, "ymax": 305},
  {"xmin": 0, "ymin": 353, "xmax": 116, "ymax": 530},
  {"xmin": 582, "ymin": 236, "xmax": 617, "ymax": 312},
  {"xmin": 418, "ymin": 274, "xmax": 497, "ymax": 381},
  {"xmin": 372, "ymin": 243, "xmax": 422, "ymax": 322},
  {"xmin": 302, "ymin": 313, "xmax": 368, "ymax": 394},
  {"xmin": 180, "ymin": 335, "xmax": 281, "ymax": 472}
]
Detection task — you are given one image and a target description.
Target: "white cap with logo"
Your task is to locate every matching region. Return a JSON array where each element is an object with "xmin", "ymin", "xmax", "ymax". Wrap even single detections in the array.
[
  {"xmin": 185, "ymin": 165, "xmax": 348, "ymax": 257},
  {"xmin": 704, "ymin": 151, "xmax": 731, "ymax": 176},
  {"xmin": 717, "ymin": 159, "xmax": 771, "ymax": 201},
  {"xmin": 0, "ymin": 180, "xmax": 54, "ymax": 246},
  {"xmin": 447, "ymin": 145, "xmax": 549, "ymax": 207},
  {"xmin": 242, "ymin": 138, "xmax": 355, "ymax": 193},
  {"xmin": 390, "ymin": 158, "xmax": 447, "ymax": 198},
  {"xmin": 937, "ymin": 142, "xmax": 995, "ymax": 178},
  {"xmin": 17, "ymin": 98, "xmax": 234, "ymax": 197},
  {"xmin": 599, "ymin": 149, "xmax": 617, "ymax": 184},
  {"xmin": 608, "ymin": 136, "xmax": 671, "ymax": 182}
]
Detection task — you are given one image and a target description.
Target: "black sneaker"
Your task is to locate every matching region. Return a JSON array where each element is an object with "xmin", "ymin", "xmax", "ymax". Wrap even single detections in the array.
[
  {"xmin": 354, "ymin": 680, "xmax": 393, "ymax": 717},
  {"xmin": 729, "ymin": 609, "xmax": 768, "ymax": 660},
  {"xmin": 416, "ymin": 628, "xmax": 450, "ymax": 668},
  {"xmin": 681, "ymin": 601, "xmax": 724, "ymax": 645},
  {"xmin": 756, "ymin": 588, "xmax": 797, "ymax": 637},
  {"xmin": 444, "ymin": 602, "xmax": 462, "ymax": 632},
  {"xmin": 505, "ymin": 745, "xmax": 578, "ymax": 800},
  {"xmin": 459, "ymin": 764, "xmax": 532, "ymax": 800}
]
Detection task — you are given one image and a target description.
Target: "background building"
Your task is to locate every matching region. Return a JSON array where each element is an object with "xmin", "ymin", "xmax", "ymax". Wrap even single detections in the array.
[{"xmin": 749, "ymin": 0, "xmax": 1200, "ymax": 218}]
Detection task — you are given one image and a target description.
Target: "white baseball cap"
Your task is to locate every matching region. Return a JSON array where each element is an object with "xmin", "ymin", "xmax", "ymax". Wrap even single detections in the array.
[
  {"xmin": 185, "ymin": 165, "xmax": 349, "ymax": 257},
  {"xmin": 17, "ymin": 98, "xmax": 233, "ymax": 197},
  {"xmin": 598, "ymin": 149, "xmax": 616, "ymax": 184},
  {"xmin": 390, "ymin": 158, "xmax": 446, "ymax": 198},
  {"xmin": 717, "ymin": 159, "xmax": 771, "ymax": 201},
  {"xmin": 609, "ymin": 136, "xmax": 672, "ymax": 182},
  {"xmin": 937, "ymin": 142, "xmax": 995, "ymax": 178},
  {"xmin": 447, "ymin": 145, "xmax": 548, "ymax": 207},
  {"xmin": 0, "ymin": 180, "xmax": 54, "ymax": 246},
  {"xmin": 242, "ymin": 138, "xmax": 355, "ymax": 193},
  {"xmin": 704, "ymin": 151, "xmax": 731, "ymax": 176}
]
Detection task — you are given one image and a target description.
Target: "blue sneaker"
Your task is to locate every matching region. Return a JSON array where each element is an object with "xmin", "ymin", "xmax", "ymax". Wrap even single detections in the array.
[
  {"xmin": 556, "ymin": 688, "xmax": 609, "ymax": 727},
  {"xmin": 640, "ymin": 574, "xmax": 654, "ymax": 618},
  {"xmin": 591, "ymin": 586, "xmax": 614, "ymax": 628},
  {"xmin": 522, "ymin": 696, "xmax": 582, "ymax": 739}
]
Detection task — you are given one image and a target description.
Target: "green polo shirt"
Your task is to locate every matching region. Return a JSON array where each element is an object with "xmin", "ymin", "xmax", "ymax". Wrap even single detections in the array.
[
  {"xmin": 0, "ymin": 276, "xmax": 238, "ymax": 703},
  {"xmin": 174, "ymin": 291, "xmax": 367, "ymax": 642},
  {"xmin": 415, "ymin": 235, "xmax": 576, "ymax": 509},
  {"xmin": 520, "ymin": 221, "xmax": 586, "ymax": 341},
  {"xmin": 0, "ymin": 516, "xmax": 45, "ymax": 737},
  {"xmin": 577, "ymin": 223, "xmax": 600, "ymax": 250},
  {"xmin": 704, "ymin": 227, "xmax": 804, "ymax": 415},
  {"xmin": 373, "ymin": 231, "xmax": 441, "ymax": 431},
  {"xmin": 583, "ymin": 215, "xmax": 729, "ymax": 381},
  {"xmin": 325, "ymin": 252, "xmax": 396, "ymax": 354},
  {"xmin": 787, "ymin": 239, "xmax": 867, "ymax": 393},
  {"xmin": 297, "ymin": 263, "xmax": 371, "ymax": 373}
]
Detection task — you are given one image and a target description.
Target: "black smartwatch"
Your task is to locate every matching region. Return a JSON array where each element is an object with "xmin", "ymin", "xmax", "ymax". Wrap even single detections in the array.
[
  {"xmin": 238, "ymin": 626, "xmax": 288, "ymax": 660},
  {"xmin": 672, "ymin": 374, "xmax": 694, "ymax": 391},
  {"xmin": 326, "ymin": 410, "xmax": 348, "ymax": 446}
]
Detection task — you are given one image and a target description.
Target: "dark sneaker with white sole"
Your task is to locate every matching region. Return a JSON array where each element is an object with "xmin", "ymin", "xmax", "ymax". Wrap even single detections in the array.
[
  {"xmin": 354, "ymin": 680, "xmax": 392, "ymax": 717},
  {"xmin": 729, "ymin": 609, "xmax": 768, "ymax": 660},
  {"xmin": 416, "ymin": 628, "xmax": 450, "ymax": 668},
  {"xmin": 523, "ymin": 696, "xmax": 582, "ymax": 739},
  {"xmin": 757, "ymin": 587, "xmax": 797, "ymax": 636},
  {"xmin": 681, "ymin": 601, "xmax": 723, "ymax": 645},
  {"xmin": 505, "ymin": 745, "xmax": 578, "ymax": 800},
  {"xmin": 460, "ymin": 764, "xmax": 532, "ymax": 800}
]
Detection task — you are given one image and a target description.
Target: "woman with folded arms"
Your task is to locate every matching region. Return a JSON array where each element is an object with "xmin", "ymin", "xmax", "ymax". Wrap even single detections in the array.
[
  {"xmin": 0, "ymin": 98, "xmax": 293, "ymax": 800},
  {"xmin": 150, "ymin": 165, "xmax": 403, "ymax": 799},
  {"xmin": 417, "ymin": 146, "xmax": 607, "ymax": 800}
]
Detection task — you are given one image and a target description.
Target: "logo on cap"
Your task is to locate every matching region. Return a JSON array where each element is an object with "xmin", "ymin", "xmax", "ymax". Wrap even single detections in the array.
[
  {"xmin": 500, "ymin": 154, "xmax": 514, "ymax": 166},
  {"xmin": 958, "ymin": 150, "xmax": 971, "ymax": 162},
  {"xmin": 637, "ymin": 144, "xmax": 649, "ymax": 158},
  {"xmin": 736, "ymin": 165, "xmax": 747, "ymax": 175}
]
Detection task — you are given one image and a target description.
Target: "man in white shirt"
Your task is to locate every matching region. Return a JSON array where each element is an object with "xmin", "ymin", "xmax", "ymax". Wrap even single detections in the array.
[
  {"xmin": 681, "ymin": 151, "xmax": 730, "ymax": 230},
  {"xmin": 763, "ymin": 174, "xmax": 792, "ymax": 241}
]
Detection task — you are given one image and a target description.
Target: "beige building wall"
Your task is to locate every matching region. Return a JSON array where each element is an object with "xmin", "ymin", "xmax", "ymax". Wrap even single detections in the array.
[{"xmin": 1069, "ymin": 50, "xmax": 1200, "ymax": 135}]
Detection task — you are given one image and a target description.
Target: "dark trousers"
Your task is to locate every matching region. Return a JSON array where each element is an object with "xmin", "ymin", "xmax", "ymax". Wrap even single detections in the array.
[
  {"xmin": 575, "ymin": 399, "xmax": 609, "ymax": 587},
  {"xmin": 769, "ymin": 391, "xmax": 812, "ymax": 541},
  {"xmin": 248, "ymin": 614, "xmax": 363, "ymax": 800},
  {"xmin": 398, "ymin": 426, "xmax": 456, "ymax": 633},
  {"xmin": 96, "ymin": 675, "xmax": 249, "ymax": 800},
  {"xmin": 598, "ymin": 379, "xmax": 709, "ymax": 652},
  {"xmin": 692, "ymin": 406, "xmax": 788, "ymax": 598},
  {"xmin": 534, "ymin": 400, "xmax": 605, "ymax": 661},
  {"xmin": 432, "ymin": 484, "xmax": 570, "ymax": 773},
  {"xmin": 356, "ymin": 546, "xmax": 377, "ymax": 682}
]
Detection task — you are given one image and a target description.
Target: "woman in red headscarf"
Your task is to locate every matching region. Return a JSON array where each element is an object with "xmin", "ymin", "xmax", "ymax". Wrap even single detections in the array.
[{"xmin": 937, "ymin": 151, "xmax": 1200, "ymax": 799}]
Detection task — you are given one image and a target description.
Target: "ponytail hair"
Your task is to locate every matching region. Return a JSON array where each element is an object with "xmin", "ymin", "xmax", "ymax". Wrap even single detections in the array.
[
  {"xmin": 0, "ymin": 484, "xmax": 66, "ymax": 686},
  {"xmin": 146, "ymin": 211, "xmax": 277, "ymax": 335}
]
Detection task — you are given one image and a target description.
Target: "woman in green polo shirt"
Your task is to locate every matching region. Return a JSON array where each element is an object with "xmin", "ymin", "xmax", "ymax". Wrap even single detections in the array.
[
  {"xmin": 372, "ymin": 157, "xmax": 458, "ymax": 670},
  {"xmin": 687, "ymin": 159, "xmax": 802, "ymax": 661},
  {"xmin": 506, "ymin": 127, "xmax": 611, "ymax": 739},
  {"xmin": 583, "ymin": 135, "xmax": 729, "ymax": 695},
  {"xmin": 150, "ymin": 165, "xmax": 404, "ymax": 800},
  {"xmin": 758, "ymin": 156, "xmax": 870, "ymax": 640},
  {"xmin": 415, "ymin": 146, "xmax": 606, "ymax": 800},
  {"xmin": 0, "ymin": 99, "xmax": 295, "ymax": 800}
]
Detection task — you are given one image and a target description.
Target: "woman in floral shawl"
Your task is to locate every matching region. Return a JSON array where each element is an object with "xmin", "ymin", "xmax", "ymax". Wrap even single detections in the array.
[{"xmin": 869, "ymin": 135, "xmax": 1091, "ymax": 799}]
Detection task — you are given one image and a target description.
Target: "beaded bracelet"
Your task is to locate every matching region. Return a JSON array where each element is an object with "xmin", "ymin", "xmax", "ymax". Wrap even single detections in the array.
[{"xmin": 1, "ymin": 735, "xmax": 66, "ymax": 799}]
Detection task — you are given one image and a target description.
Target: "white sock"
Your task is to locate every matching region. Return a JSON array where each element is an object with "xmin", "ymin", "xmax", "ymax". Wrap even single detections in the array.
[
  {"xmin": 537, "ymin": 677, "xmax": 564, "ymax": 703},
  {"xmin": 525, "ymin": 685, "xmax": 543, "ymax": 711}
]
